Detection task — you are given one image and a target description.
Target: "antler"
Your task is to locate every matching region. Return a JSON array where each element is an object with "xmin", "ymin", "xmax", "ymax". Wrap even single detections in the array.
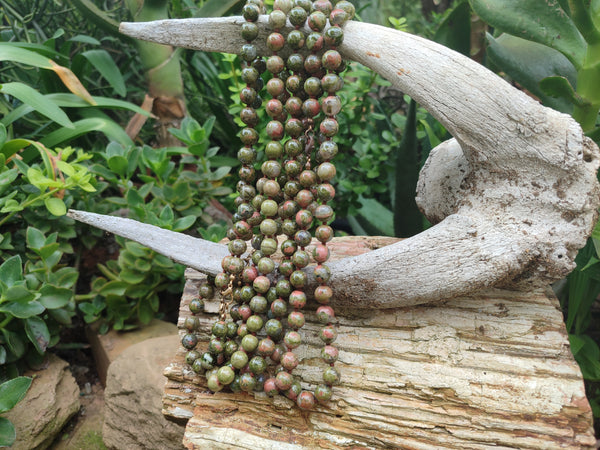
[{"xmin": 69, "ymin": 17, "xmax": 600, "ymax": 309}]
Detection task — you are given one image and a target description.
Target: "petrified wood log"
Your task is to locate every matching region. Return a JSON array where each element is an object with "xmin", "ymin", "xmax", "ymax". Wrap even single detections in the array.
[{"xmin": 163, "ymin": 237, "xmax": 595, "ymax": 449}]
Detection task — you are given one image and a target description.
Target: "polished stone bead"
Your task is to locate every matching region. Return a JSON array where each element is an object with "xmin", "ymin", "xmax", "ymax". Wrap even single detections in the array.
[
  {"xmin": 181, "ymin": 333, "xmax": 198, "ymax": 350},
  {"xmin": 304, "ymin": 53, "xmax": 322, "ymax": 73},
  {"xmin": 189, "ymin": 297, "xmax": 204, "ymax": 314},
  {"xmin": 269, "ymin": 10, "xmax": 287, "ymax": 30},
  {"xmin": 241, "ymin": 334, "xmax": 259, "ymax": 352},
  {"xmin": 323, "ymin": 366, "xmax": 341, "ymax": 386},
  {"xmin": 284, "ymin": 330, "xmax": 302, "ymax": 349},
  {"xmin": 324, "ymin": 25, "xmax": 344, "ymax": 46},
  {"xmin": 287, "ymin": 310, "xmax": 306, "ymax": 329},
  {"xmin": 258, "ymin": 337, "xmax": 276, "ymax": 357},
  {"xmin": 320, "ymin": 325, "xmax": 337, "ymax": 344},
  {"xmin": 240, "ymin": 127, "xmax": 259, "ymax": 145},
  {"xmin": 294, "ymin": 229, "xmax": 312, "ymax": 247},
  {"xmin": 241, "ymin": 43, "xmax": 257, "ymax": 62},
  {"xmin": 257, "ymin": 257, "xmax": 276, "ymax": 274},
  {"xmin": 267, "ymin": 55, "xmax": 285, "ymax": 73},
  {"xmin": 288, "ymin": 290, "xmax": 307, "ymax": 309},
  {"xmin": 306, "ymin": 32, "xmax": 324, "ymax": 51},
  {"xmin": 319, "ymin": 117, "xmax": 339, "ymax": 137},
  {"xmin": 287, "ymin": 29, "xmax": 305, "ymax": 49},
  {"xmin": 314, "ymin": 384, "xmax": 333, "ymax": 403},
  {"xmin": 304, "ymin": 76, "xmax": 323, "ymax": 97},
  {"xmin": 270, "ymin": 298, "xmax": 288, "ymax": 317},
  {"xmin": 297, "ymin": 390, "xmax": 315, "ymax": 409},
  {"xmin": 289, "ymin": 6, "xmax": 308, "ymax": 26},
  {"xmin": 265, "ymin": 318, "xmax": 284, "ymax": 340},
  {"xmin": 317, "ymin": 161, "xmax": 337, "ymax": 181},
  {"xmin": 275, "ymin": 370, "xmax": 294, "ymax": 390},
  {"xmin": 242, "ymin": 3, "xmax": 260, "ymax": 21},
  {"xmin": 314, "ymin": 284, "xmax": 333, "ymax": 303},
  {"xmin": 291, "ymin": 249, "xmax": 310, "ymax": 268},
  {"xmin": 266, "ymin": 120, "xmax": 285, "ymax": 140},
  {"xmin": 239, "ymin": 372, "xmax": 257, "ymax": 392}
]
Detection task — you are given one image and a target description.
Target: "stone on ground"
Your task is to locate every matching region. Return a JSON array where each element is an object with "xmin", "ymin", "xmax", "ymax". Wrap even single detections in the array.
[
  {"xmin": 102, "ymin": 334, "xmax": 184, "ymax": 449},
  {"xmin": 6, "ymin": 353, "xmax": 80, "ymax": 450},
  {"xmin": 87, "ymin": 319, "xmax": 177, "ymax": 385}
]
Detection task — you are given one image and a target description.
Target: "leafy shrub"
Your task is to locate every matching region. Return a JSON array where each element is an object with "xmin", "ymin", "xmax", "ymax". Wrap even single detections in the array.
[{"xmin": 0, "ymin": 376, "xmax": 32, "ymax": 447}]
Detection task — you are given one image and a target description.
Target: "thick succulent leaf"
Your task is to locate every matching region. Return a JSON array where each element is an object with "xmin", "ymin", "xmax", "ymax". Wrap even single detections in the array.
[
  {"xmin": 539, "ymin": 76, "xmax": 589, "ymax": 106},
  {"xmin": 0, "ymin": 376, "xmax": 32, "ymax": 414},
  {"xmin": 486, "ymin": 33, "xmax": 578, "ymax": 112},
  {"xmin": 0, "ymin": 256, "xmax": 22, "ymax": 288},
  {"xmin": 25, "ymin": 316, "xmax": 50, "ymax": 354},
  {"xmin": 470, "ymin": 0, "xmax": 587, "ymax": 68}
]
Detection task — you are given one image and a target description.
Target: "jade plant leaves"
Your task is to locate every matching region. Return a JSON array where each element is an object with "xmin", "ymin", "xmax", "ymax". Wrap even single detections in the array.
[
  {"xmin": 470, "ymin": 0, "xmax": 587, "ymax": 68},
  {"xmin": 486, "ymin": 33, "xmax": 578, "ymax": 112}
]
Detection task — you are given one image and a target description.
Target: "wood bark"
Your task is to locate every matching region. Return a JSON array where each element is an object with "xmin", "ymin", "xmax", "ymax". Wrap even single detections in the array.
[{"xmin": 163, "ymin": 237, "xmax": 595, "ymax": 449}]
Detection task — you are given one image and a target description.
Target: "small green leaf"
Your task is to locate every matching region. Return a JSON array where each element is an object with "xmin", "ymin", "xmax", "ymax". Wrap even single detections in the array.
[
  {"xmin": 0, "ymin": 82, "xmax": 73, "ymax": 128},
  {"xmin": 0, "ymin": 301, "xmax": 45, "ymax": 319},
  {"xmin": 1, "ymin": 330, "xmax": 25, "ymax": 359},
  {"xmin": 107, "ymin": 155, "xmax": 128, "ymax": 177},
  {"xmin": 0, "ymin": 256, "xmax": 22, "ymax": 288},
  {"xmin": 3, "ymin": 285, "xmax": 36, "ymax": 304},
  {"xmin": 119, "ymin": 270, "xmax": 146, "ymax": 284},
  {"xmin": 0, "ymin": 347, "xmax": 5, "ymax": 365},
  {"xmin": 173, "ymin": 215, "xmax": 196, "ymax": 231},
  {"xmin": 44, "ymin": 197, "xmax": 67, "ymax": 216},
  {"xmin": 0, "ymin": 417, "xmax": 16, "ymax": 447},
  {"xmin": 137, "ymin": 298, "xmax": 154, "ymax": 324},
  {"xmin": 26, "ymin": 227, "xmax": 46, "ymax": 250},
  {"xmin": 0, "ymin": 376, "xmax": 32, "ymax": 413},
  {"xmin": 98, "ymin": 281, "xmax": 128, "ymax": 297},
  {"xmin": 25, "ymin": 316, "xmax": 50, "ymax": 354},
  {"xmin": 126, "ymin": 188, "xmax": 144, "ymax": 207},
  {"xmin": 159, "ymin": 205, "xmax": 174, "ymax": 224},
  {"xmin": 39, "ymin": 285, "xmax": 72, "ymax": 309}
]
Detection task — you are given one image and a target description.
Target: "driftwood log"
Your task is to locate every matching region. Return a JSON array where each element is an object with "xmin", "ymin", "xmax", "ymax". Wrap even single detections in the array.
[
  {"xmin": 64, "ymin": 13, "xmax": 600, "ymax": 449},
  {"xmin": 163, "ymin": 237, "xmax": 595, "ymax": 448}
]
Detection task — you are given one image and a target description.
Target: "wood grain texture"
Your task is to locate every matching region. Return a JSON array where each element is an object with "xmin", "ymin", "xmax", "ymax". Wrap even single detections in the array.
[{"xmin": 162, "ymin": 237, "xmax": 595, "ymax": 449}]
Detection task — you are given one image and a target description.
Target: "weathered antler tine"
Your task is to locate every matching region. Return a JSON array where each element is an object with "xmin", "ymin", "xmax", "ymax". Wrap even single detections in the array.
[{"xmin": 67, "ymin": 210, "xmax": 227, "ymax": 275}]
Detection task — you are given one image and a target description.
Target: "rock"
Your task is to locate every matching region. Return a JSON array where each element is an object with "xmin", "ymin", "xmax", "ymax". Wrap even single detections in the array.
[
  {"xmin": 103, "ymin": 334, "xmax": 184, "ymax": 449},
  {"xmin": 87, "ymin": 319, "xmax": 177, "ymax": 385},
  {"xmin": 6, "ymin": 354, "xmax": 80, "ymax": 450}
]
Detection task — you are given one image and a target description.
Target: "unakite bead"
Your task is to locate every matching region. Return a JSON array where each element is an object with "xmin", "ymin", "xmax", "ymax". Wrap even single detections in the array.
[
  {"xmin": 286, "ymin": 381, "xmax": 302, "ymax": 401},
  {"xmin": 297, "ymin": 391, "xmax": 315, "ymax": 409},
  {"xmin": 315, "ymin": 223, "xmax": 334, "ymax": 241},
  {"xmin": 267, "ymin": 55, "xmax": 285, "ymax": 73},
  {"xmin": 323, "ymin": 366, "xmax": 341, "ymax": 385},
  {"xmin": 241, "ymin": 44, "xmax": 257, "ymax": 62},
  {"xmin": 241, "ymin": 334, "xmax": 259, "ymax": 352},
  {"xmin": 265, "ymin": 318, "xmax": 284, "ymax": 339},
  {"xmin": 315, "ymin": 284, "xmax": 333, "ymax": 303},
  {"xmin": 285, "ymin": 118, "xmax": 304, "ymax": 137},
  {"xmin": 242, "ymin": 3, "xmax": 260, "ymax": 21},
  {"xmin": 262, "ymin": 160, "xmax": 282, "ymax": 178},
  {"xmin": 304, "ymin": 53, "xmax": 322, "ymax": 73},
  {"xmin": 288, "ymin": 290, "xmax": 307, "ymax": 309},
  {"xmin": 265, "ymin": 140, "xmax": 284, "ymax": 159},
  {"xmin": 207, "ymin": 373, "xmax": 223, "ymax": 392},
  {"xmin": 286, "ymin": 53, "xmax": 304, "ymax": 72},
  {"xmin": 306, "ymin": 32, "xmax": 324, "ymax": 51},
  {"xmin": 312, "ymin": 0, "xmax": 333, "ymax": 16},
  {"xmin": 315, "ymin": 384, "xmax": 333, "ymax": 402},
  {"xmin": 250, "ymin": 295, "xmax": 268, "ymax": 313},
  {"xmin": 238, "ymin": 304, "xmax": 253, "ymax": 321},
  {"xmin": 294, "ymin": 229, "xmax": 312, "ymax": 247},
  {"xmin": 276, "ymin": 278, "xmax": 293, "ymax": 297},
  {"xmin": 316, "ymin": 183, "xmax": 336, "ymax": 202},
  {"xmin": 200, "ymin": 352, "xmax": 216, "ymax": 370},
  {"xmin": 264, "ymin": 377, "xmax": 279, "ymax": 396},
  {"xmin": 212, "ymin": 320, "xmax": 228, "ymax": 338},
  {"xmin": 260, "ymin": 237, "xmax": 278, "ymax": 256},
  {"xmin": 260, "ymin": 199, "xmax": 279, "ymax": 216},
  {"xmin": 237, "ymin": 146, "xmax": 257, "ymax": 165},
  {"xmin": 281, "ymin": 351, "xmax": 299, "ymax": 370},
  {"xmin": 241, "ymin": 22, "xmax": 259, "ymax": 41},
  {"xmin": 258, "ymin": 257, "xmax": 275, "ymax": 274},
  {"xmin": 287, "ymin": 29, "xmax": 305, "ymax": 49},
  {"xmin": 320, "ymin": 117, "xmax": 339, "ymax": 137},
  {"xmin": 208, "ymin": 338, "xmax": 225, "ymax": 354},
  {"xmin": 269, "ymin": 10, "xmax": 287, "ymax": 30},
  {"xmin": 224, "ymin": 340, "xmax": 238, "ymax": 357},
  {"xmin": 258, "ymin": 338, "xmax": 276, "ymax": 356},
  {"xmin": 266, "ymin": 98, "xmax": 284, "ymax": 118},
  {"xmin": 321, "ymin": 73, "xmax": 343, "ymax": 93},
  {"xmin": 295, "ymin": 0, "xmax": 312, "ymax": 11},
  {"xmin": 273, "ymin": 0, "xmax": 293, "ymax": 13},
  {"xmin": 249, "ymin": 355, "xmax": 267, "ymax": 374},
  {"xmin": 289, "ymin": 6, "xmax": 308, "ymax": 26},
  {"xmin": 324, "ymin": 25, "xmax": 344, "ymax": 46},
  {"xmin": 291, "ymin": 250, "xmax": 310, "ymax": 268},
  {"xmin": 317, "ymin": 305, "xmax": 335, "ymax": 324},
  {"xmin": 181, "ymin": 333, "xmax": 198, "ymax": 350},
  {"xmin": 308, "ymin": 10, "xmax": 327, "ymax": 31},
  {"xmin": 317, "ymin": 162, "xmax": 337, "ymax": 181},
  {"xmin": 231, "ymin": 350, "xmax": 249, "ymax": 369},
  {"xmin": 185, "ymin": 350, "xmax": 201, "ymax": 365},
  {"xmin": 189, "ymin": 297, "xmax": 204, "ymax": 314},
  {"xmin": 271, "ymin": 298, "xmax": 288, "ymax": 317},
  {"xmin": 267, "ymin": 32, "xmax": 285, "ymax": 51},
  {"xmin": 247, "ymin": 314, "xmax": 264, "ymax": 333},
  {"xmin": 285, "ymin": 74, "xmax": 302, "ymax": 94},
  {"xmin": 320, "ymin": 325, "xmax": 337, "ymax": 344},
  {"xmin": 284, "ymin": 330, "xmax": 302, "ymax": 349},
  {"xmin": 240, "ymin": 127, "xmax": 259, "ymax": 145},
  {"xmin": 239, "ymin": 165, "xmax": 256, "ymax": 183},
  {"xmin": 287, "ymin": 310, "xmax": 305, "ymax": 329},
  {"xmin": 313, "ymin": 243, "xmax": 330, "ymax": 263},
  {"xmin": 217, "ymin": 366, "xmax": 236, "ymax": 385},
  {"xmin": 275, "ymin": 370, "xmax": 294, "ymax": 390},
  {"xmin": 296, "ymin": 209, "xmax": 313, "ymax": 228},
  {"xmin": 241, "ymin": 67, "xmax": 259, "ymax": 84},
  {"xmin": 239, "ymin": 372, "xmax": 257, "ymax": 392},
  {"xmin": 304, "ymin": 77, "xmax": 323, "ymax": 96}
]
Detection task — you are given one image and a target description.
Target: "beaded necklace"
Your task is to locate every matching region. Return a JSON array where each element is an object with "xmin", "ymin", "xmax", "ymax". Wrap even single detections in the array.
[{"xmin": 181, "ymin": 0, "xmax": 355, "ymax": 410}]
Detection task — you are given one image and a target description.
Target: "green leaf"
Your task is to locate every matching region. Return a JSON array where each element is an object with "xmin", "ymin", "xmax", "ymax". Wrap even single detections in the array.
[
  {"xmin": 0, "ymin": 256, "xmax": 22, "ymax": 288},
  {"xmin": 486, "ymin": 33, "xmax": 579, "ymax": 113},
  {"xmin": 44, "ymin": 197, "xmax": 67, "ymax": 216},
  {"xmin": 196, "ymin": 0, "xmax": 239, "ymax": 17},
  {"xmin": 26, "ymin": 227, "xmax": 46, "ymax": 250},
  {"xmin": 0, "ymin": 43, "xmax": 53, "ymax": 69},
  {"xmin": 1, "ymin": 330, "xmax": 25, "ymax": 358},
  {"xmin": 540, "ymin": 76, "xmax": 589, "ymax": 106},
  {"xmin": 0, "ymin": 124, "xmax": 5, "ymax": 148},
  {"xmin": 137, "ymin": 298, "xmax": 154, "ymax": 324},
  {"xmin": 40, "ymin": 118, "xmax": 133, "ymax": 148},
  {"xmin": 173, "ymin": 215, "xmax": 196, "ymax": 232},
  {"xmin": 0, "ymin": 301, "xmax": 45, "ymax": 319},
  {"xmin": 119, "ymin": 270, "xmax": 146, "ymax": 284},
  {"xmin": 98, "ymin": 281, "xmax": 128, "ymax": 297},
  {"xmin": 39, "ymin": 285, "xmax": 72, "ymax": 309},
  {"xmin": 0, "ymin": 82, "xmax": 73, "ymax": 129},
  {"xmin": 159, "ymin": 205, "xmax": 174, "ymax": 224},
  {"xmin": 0, "ymin": 347, "xmax": 5, "ymax": 365},
  {"xmin": 434, "ymin": 1, "xmax": 472, "ymax": 55},
  {"xmin": 0, "ymin": 139, "xmax": 32, "ymax": 161},
  {"xmin": 0, "ymin": 416, "xmax": 15, "ymax": 447},
  {"xmin": 356, "ymin": 197, "xmax": 394, "ymax": 237},
  {"xmin": 0, "ymin": 376, "xmax": 32, "ymax": 413},
  {"xmin": 107, "ymin": 155, "xmax": 128, "ymax": 177},
  {"xmin": 469, "ymin": 0, "xmax": 587, "ymax": 68},
  {"xmin": 81, "ymin": 50, "xmax": 126, "ymax": 97},
  {"xmin": 3, "ymin": 285, "xmax": 35, "ymax": 304},
  {"xmin": 25, "ymin": 316, "xmax": 50, "ymax": 354},
  {"xmin": 126, "ymin": 188, "xmax": 144, "ymax": 207}
]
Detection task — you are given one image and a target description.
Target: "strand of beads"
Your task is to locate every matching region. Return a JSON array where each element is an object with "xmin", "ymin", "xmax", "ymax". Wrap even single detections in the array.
[{"xmin": 181, "ymin": 0, "xmax": 354, "ymax": 411}]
